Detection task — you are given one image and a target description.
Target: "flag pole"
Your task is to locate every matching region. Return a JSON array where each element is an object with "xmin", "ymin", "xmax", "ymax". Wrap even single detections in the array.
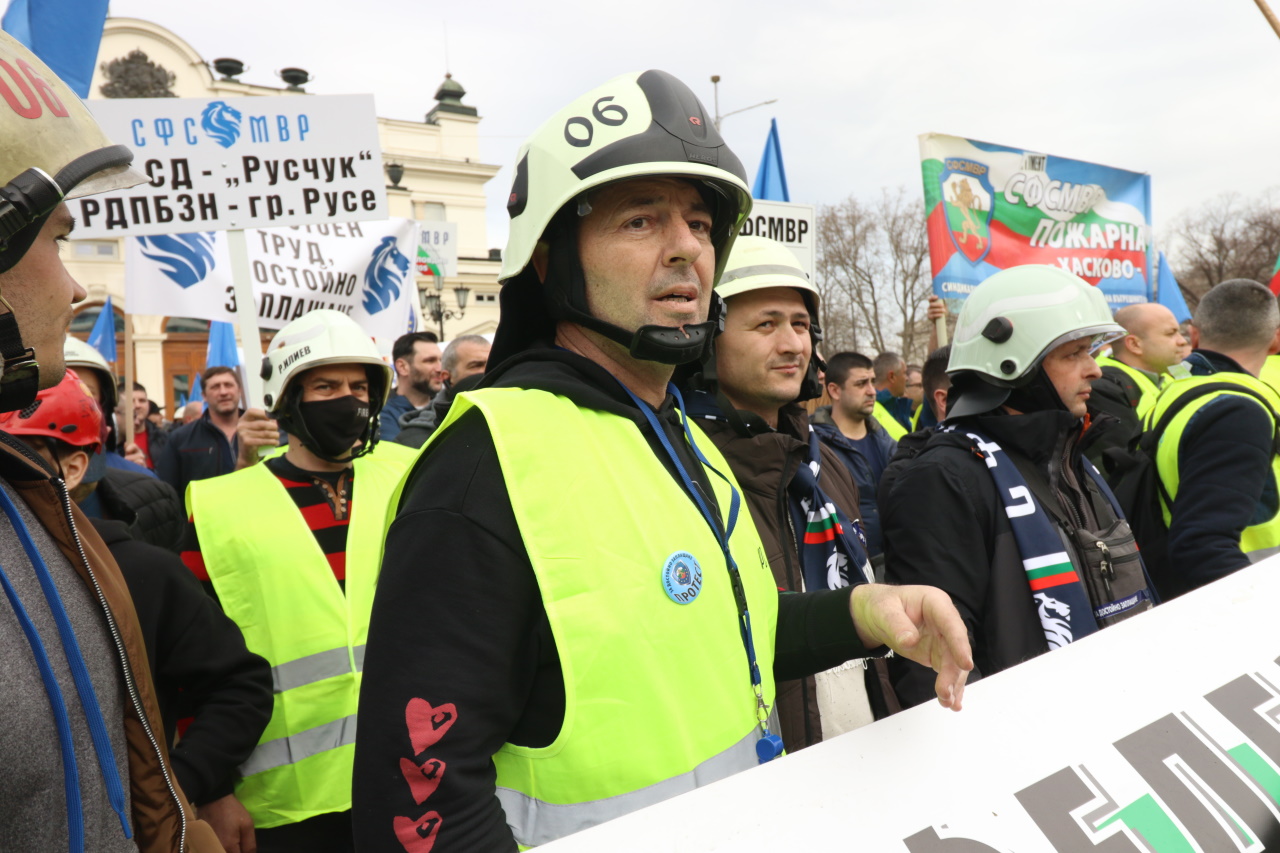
[
  {"xmin": 123, "ymin": 310, "xmax": 135, "ymax": 448},
  {"xmin": 226, "ymin": 229, "xmax": 265, "ymax": 409},
  {"xmin": 1254, "ymin": 0, "xmax": 1280, "ymax": 39}
]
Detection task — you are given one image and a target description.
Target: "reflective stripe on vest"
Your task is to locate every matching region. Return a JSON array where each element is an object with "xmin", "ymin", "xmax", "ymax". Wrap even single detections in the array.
[
  {"xmin": 271, "ymin": 644, "xmax": 366, "ymax": 693},
  {"xmin": 188, "ymin": 445, "xmax": 411, "ymax": 828},
  {"xmin": 872, "ymin": 402, "xmax": 908, "ymax": 441},
  {"xmin": 1148, "ymin": 373, "xmax": 1280, "ymax": 561},
  {"xmin": 1096, "ymin": 356, "xmax": 1162, "ymax": 419},
  {"xmin": 496, "ymin": 712, "xmax": 779, "ymax": 848},
  {"xmin": 428, "ymin": 389, "xmax": 779, "ymax": 847},
  {"xmin": 240, "ymin": 713, "xmax": 358, "ymax": 777}
]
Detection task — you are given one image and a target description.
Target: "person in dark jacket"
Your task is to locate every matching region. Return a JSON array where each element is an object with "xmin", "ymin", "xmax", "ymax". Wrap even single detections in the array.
[
  {"xmin": 394, "ymin": 372, "xmax": 485, "ymax": 449},
  {"xmin": 1150, "ymin": 279, "xmax": 1280, "ymax": 598},
  {"xmin": 881, "ymin": 264, "xmax": 1156, "ymax": 709},
  {"xmin": 380, "ymin": 331, "xmax": 442, "ymax": 442},
  {"xmin": 682, "ymin": 235, "xmax": 882, "ymax": 751},
  {"xmin": 155, "ymin": 365, "xmax": 243, "ymax": 498},
  {"xmin": 81, "ymin": 464, "xmax": 186, "ymax": 553},
  {"xmin": 811, "ymin": 351, "xmax": 897, "ymax": 564}
]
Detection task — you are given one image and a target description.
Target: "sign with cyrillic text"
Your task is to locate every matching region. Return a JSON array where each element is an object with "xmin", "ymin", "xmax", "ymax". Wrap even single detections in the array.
[
  {"xmin": 541, "ymin": 556, "xmax": 1280, "ymax": 852},
  {"xmin": 417, "ymin": 222, "xmax": 458, "ymax": 281},
  {"xmin": 125, "ymin": 219, "xmax": 417, "ymax": 341},
  {"xmin": 77, "ymin": 95, "xmax": 385, "ymax": 238},
  {"xmin": 920, "ymin": 133, "xmax": 1153, "ymax": 311},
  {"xmin": 738, "ymin": 199, "xmax": 815, "ymax": 282}
]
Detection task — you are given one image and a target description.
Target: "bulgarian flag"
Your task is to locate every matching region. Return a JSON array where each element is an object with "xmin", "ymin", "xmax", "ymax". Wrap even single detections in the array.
[
  {"xmin": 803, "ymin": 501, "xmax": 844, "ymax": 545},
  {"xmin": 1023, "ymin": 552, "xmax": 1080, "ymax": 592},
  {"xmin": 1270, "ymin": 250, "xmax": 1280, "ymax": 295}
]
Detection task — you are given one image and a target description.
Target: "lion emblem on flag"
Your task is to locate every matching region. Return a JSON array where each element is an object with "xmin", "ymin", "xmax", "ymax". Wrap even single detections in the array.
[
  {"xmin": 1034, "ymin": 593, "xmax": 1073, "ymax": 649},
  {"xmin": 362, "ymin": 236, "xmax": 409, "ymax": 314}
]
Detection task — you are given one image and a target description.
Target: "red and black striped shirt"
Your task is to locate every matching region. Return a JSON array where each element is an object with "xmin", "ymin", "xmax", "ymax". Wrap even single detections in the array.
[{"xmin": 180, "ymin": 455, "xmax": 354, "ymax": 589}]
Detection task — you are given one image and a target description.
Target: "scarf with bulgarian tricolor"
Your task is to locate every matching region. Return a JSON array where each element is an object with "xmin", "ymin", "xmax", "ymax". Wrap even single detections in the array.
[
  {"xmin": 786, "ymin": 427, "xmax": 873, "ymax": 593},
  {"xmin": 946, "ymin": 425, "xmax": 1099, "ymax": 649}
]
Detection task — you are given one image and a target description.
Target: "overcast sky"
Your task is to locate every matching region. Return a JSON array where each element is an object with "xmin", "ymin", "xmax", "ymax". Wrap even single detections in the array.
[{"xmin": 110, "ymin": 0, "xmax": 1280, "ymax": 253}]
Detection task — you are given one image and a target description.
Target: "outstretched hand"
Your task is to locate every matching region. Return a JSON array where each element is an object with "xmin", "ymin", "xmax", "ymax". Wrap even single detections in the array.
[
  {"xmin": 235, "ymin": 407, "xmax": 281, "ymax": 469},
  {"xmin": 850, "ymin": 583, "xmax": 973, "ymax": 711}
]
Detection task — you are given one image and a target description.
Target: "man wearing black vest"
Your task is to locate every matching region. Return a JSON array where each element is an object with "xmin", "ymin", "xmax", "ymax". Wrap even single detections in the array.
[{"xmin": 881, "ymin": 265, "xmax": 1156, "ymax": 708}]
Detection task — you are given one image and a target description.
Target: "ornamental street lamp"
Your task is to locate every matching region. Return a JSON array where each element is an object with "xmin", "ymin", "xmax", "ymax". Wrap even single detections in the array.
[{"xmin": 420, "ymin": 277, "xmax": 470, "ymax": 340}]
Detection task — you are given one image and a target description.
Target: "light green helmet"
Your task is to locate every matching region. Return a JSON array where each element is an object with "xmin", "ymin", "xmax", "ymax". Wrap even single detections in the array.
[
  {"xmin": 491, "ymin": 70, "xmax": 753, "ymax": 366},
  {"xmin": 947, "ymin": 265, "xmax": 1123, "ymax": 418}
]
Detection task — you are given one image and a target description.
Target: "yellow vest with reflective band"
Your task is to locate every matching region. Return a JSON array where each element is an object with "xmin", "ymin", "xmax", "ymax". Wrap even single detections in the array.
[
  {"xmin": 426, "ymin": 388, "xmax": 779, "ymax": 848},
  {"xmin": 1147, "ymin": 373, "xmax": 1280, "ymax": 564},
  {"xmin": 187, "ymin": 443, "xmax": 413, "ymax": 828},
  {"xmin": 872, "ymin": 401, "xmax": 908, "ymax": 440},
  {"xmin": 1096, "ymin": 355, "xmax": 1163, "ymax": 420},
  {"xmin": 1260, "ymin": 354, "xmax": 1280, "ymax": 397}
]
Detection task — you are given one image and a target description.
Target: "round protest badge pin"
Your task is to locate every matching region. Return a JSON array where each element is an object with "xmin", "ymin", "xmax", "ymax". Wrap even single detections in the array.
[{"xmin": 661, "ymin": 551, "xmax": 703, "ymax": 605}]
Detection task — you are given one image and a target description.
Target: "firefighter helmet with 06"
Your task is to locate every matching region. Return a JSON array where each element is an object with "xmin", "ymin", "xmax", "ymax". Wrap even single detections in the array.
[{"xmin": 493, "ymin": 69, "xmax": 753, "ymax": 365}]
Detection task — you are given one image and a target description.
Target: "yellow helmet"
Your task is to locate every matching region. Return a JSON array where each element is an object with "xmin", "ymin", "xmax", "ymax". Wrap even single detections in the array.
[{"xmin": 0, "ymin": 31, "xmax": 145, "ymax": 273}]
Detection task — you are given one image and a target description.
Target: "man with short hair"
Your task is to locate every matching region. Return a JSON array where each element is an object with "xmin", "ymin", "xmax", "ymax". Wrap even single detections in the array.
[
  {"xmin": 380, "ymin": 331, "xmax": 442, "ymax": 442},
  {"xmin": 919, "ymin": 344, "xmax": 952, "ymax": 427},
  {"xmin": 905, "ymin": 364, "xmax": 923, "ymax": 410},
  {"xmin": 811, "ymin": 351, "xmax": 897, "ymax": 563},
  {"xmin": 1148, "ymin": 279, "xmax": 1280, "ymax": 598},
  {"xmin": 0, "ymin": 30, "xmax": 221, "ymax": 852},
  {"xmin": 128, "ymin": 380, "xmax": 167, "ymax": 468},
  {"xmin": 156, "ymin": 365, "xmax": 243, "ymax": 499},
  {"xmin": 183, "ymin": 310, "xmax": 414, "ymax": 851},
  {"xmin": 683, "ymin": 236, "xmax": 878, "ymax": 749},
  {"xmin": 871, "ymin": 351, "xmax": 910, "ymax": 438},
  {"xmin": 182, "ymin": 400, "xmax": 205, "ymax": 424},
  {"xmin": 882, "ymin": 265, "xmax": 1155, "ymax": 708},
  {"xmin": 355, "ymin": 70, "xmax": 971, "ymax": 851},
  {"xmin": 393, "ymin": 334, "xmax": 491, "ymax": 447}
]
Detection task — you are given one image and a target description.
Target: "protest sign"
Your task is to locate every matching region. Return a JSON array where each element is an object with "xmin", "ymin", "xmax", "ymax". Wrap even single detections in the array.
[
  {"xmin": 920, "ymin": 134, "xmax": 1153, "ymax": 311},
  {"xmin": 76, "ymin": 94, "xmax": 386, "ymax": 238},
  {"xmin": 738, "ymin": 199, "xmax": 815, "ymax": 281},
  {"xmin": 417, "ymin": 222, "xmax": 458, "ymax": 284},
  {"xmin": 125, "ymin": 219, "xmax": 419, "ymax": 343},
  {"xmin": 542, "ymin": 556, "xmax": 1280, "ymax": 852}
]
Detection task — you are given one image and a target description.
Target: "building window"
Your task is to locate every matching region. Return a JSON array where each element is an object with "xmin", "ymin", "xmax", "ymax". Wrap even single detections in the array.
[
  {"xmin": 71, "ymin": 240, "xmax": 119, "ymax": 259},
  {"xmin": 71, "ymin": 304, "xmax": 124, "ymax": 333},
  {"xmin": 415, "ymin": 201, "xmax": 446, "ymax": 221},
  {"xmin": 473, "ymin": 293, "xmax": 497, "ymax": 303}
]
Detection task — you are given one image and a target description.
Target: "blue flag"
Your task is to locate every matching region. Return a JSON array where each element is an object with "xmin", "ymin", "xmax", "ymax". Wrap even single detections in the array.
[
  {"xmin": 86, "ymin": 294, "xmax": 116, "ymax": 362},
  {"xmin": 206, "ymin": 320, "xmax": 240, "ymax": 368},
  {"xmin": 752, "ymin": 118, "xmax": 790, "ymax": 202},
  {"xmin": 2, "ymin": 0, "xmax": 110, "ymax": 99},
  {"xmin": 187, "ymin": 377, "xmax": 202, "ymax": 405},
  {"xmin": 1155, "ymin": 252, "xmax": 1191, "ymax": 323}
]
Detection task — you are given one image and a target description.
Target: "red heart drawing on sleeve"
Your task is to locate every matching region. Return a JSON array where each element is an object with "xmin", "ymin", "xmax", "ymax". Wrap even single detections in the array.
[
  {"xmin": 405, "ymin": 698, "xmax": 458, "ymax": 755},
  {"xmin": 399, "ymin": 756, "xmax": 446, "ymax": 805},
  {"xmin": 393, "ymin": 811, "xmax": 442, "ymax": 853}
]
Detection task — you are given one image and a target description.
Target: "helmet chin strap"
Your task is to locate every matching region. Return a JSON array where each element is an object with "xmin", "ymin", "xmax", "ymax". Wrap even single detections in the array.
[
  {"xmin": 543, "ymin": 217, "xmax": 722, "ymax": 367},
  {"xmin": 0, "ymin": 296, "xmax": 40, "ymax": 414}
]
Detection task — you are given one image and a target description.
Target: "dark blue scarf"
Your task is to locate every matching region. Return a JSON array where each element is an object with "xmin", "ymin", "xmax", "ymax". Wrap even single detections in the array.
[{"xmin": 786, "ymin": 426, "xmax": 872, "ymax": 592}]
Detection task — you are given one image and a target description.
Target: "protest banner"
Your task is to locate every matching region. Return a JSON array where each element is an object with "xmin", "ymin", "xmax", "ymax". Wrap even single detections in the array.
[
  {"xmin": 541, "ymin": 555, "xmax": 1280, "ymax": 852},
  {"xmin": 125, "ymin": 219, "xmax": 419, "ymax": 344},
  {"xmin": 920, "ymin": 134, "xmax": 1153, "ymax": 312},
  {"xmin": 738, "ymin": 199, "xmax": 815, "ymax": 281},
  {"xmin": 76, "ymin": 95, "xmax": 385, "ymax": 238},
  {"xmin": 77, "ymin": 94, "xmax": 387, "ymax": 406},
  {"xmin": 417, "ymin": 222, "xmax": 459, "ymax": 284},
  {"xmin": 1270, "ymin": 251, "xmax": 1280, "ymax": 295}
]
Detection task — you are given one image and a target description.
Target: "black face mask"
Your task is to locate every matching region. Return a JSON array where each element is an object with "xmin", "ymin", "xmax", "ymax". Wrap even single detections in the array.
[{"xmin": 297, "ymin": 395, "xmax": 370, "ymax": 459}]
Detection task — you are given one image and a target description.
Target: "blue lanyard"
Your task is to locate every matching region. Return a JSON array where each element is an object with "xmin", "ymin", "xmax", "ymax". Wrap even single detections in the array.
[
  {"xmin": 615, "ymin": 380, "xmax": 783, "ymax": 762},
  {"xmin": 0, "ymin": 483, "xmax": 132, "ymax": 851}
]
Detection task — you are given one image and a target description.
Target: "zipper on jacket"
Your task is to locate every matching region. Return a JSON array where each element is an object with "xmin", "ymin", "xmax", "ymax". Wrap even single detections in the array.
[
  {"xmin": 1096, "ymin": 540, "xmax": 1115, "ymax": 600},
  {"xmin": 55, "ymin": 478, "xmax": 188, "ymax": 852}
]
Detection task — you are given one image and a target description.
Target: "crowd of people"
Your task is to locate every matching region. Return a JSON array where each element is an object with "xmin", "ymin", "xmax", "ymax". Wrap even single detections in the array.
[{"xmin": 2, "ymin": 35, "xmax": 1278, "ymax": 853}]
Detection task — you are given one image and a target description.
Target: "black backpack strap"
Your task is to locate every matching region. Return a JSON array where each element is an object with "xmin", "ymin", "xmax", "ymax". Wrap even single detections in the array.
[{"xmin": 1143, "ymin": 380, "xmax": 1280, "ymax": 507}]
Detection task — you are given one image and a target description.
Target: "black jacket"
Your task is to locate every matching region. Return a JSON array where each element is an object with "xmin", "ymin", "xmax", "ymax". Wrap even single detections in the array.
[
  {"xmin": 880, "ymin": 409, "xmax": 1123, "ymax": 707},
  {"xmin": 88, "ymin": 518, "xmax": 272, "ymax": 807},
  {"xmin": 154, "ymin": 410, "xmax": 239, "ymax": 500},
  {"xmin": 810, "ymin": 407, "xmax": 898, "ymax": 558},
  {"xmin": 354, "ymin": 344, "xmax": 872, "ymax": 853},
  {"xmin": 1161, "ymin": 350, "xmax": 1278, "ymax": 596},
  {"xmin": 81, "ymin": 466, "xmax": 186, "ymax": 553},
  {"xmin": 1085, "ymin": 365, "xmax": 1147, "ymax": 479},
  {"xmin": 394, "ymin": 374, "xmax": 485, "ymax": 449}
]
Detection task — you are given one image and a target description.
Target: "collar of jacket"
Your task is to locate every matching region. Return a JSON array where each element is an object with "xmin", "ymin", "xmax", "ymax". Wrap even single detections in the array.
[
  {"xmin": 1186, "ymin": 349, "xmax": 1250, "ymax": 377},
  {"xmin": 947, "ymin": 408, "xmax": 1083, "ymax": 470}
]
